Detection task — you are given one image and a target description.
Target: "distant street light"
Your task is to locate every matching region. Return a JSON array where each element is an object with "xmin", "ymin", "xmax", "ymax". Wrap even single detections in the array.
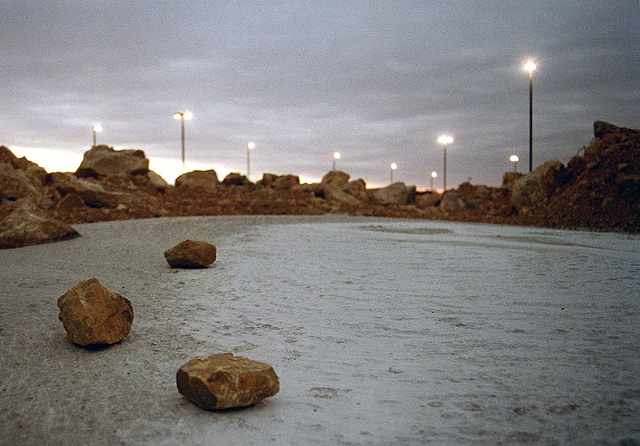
[
  {"xmin": 437, "ymin": 135, "xmax": 453, "ymax": 191},
  {"xmin": 510, "ymin": 154, "xmax": 519, "ymax": 172},
  {"xmin": 332, "ymin": 151, "xmax": 341, "ymax": 171},
  {"xmin": 173, "ymin": 110, "xmax": 193, "ymax": 172},
  {"xmin": 430, "ymin": 171, "xmax": 437, "ymax": 191},
  {"xmin": 247, "ymin": 141, "xmax": 255, "ymax": 179},
  {"xmin": 92, "ymin": 123, "xmax": 103, "ymax": 147},
  {"xmin": 390, "ymin": 162, "xmax": 397, "ymax": 184},
  {"xmin": 524, "ymin": 59, "xmax": 537, "ymax": 172}
]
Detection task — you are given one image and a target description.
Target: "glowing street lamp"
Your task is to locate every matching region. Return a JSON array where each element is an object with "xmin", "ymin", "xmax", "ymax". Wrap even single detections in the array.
[
  {"xmin": 510, "ymin": 154, "xmax": 519, "ymax": 172},
  {"xmin": 247, "ymin": 141, "xmax": 255, "ymax": 179},
  {"xmin": 173, "ymin": 110, "xmax": 193, "ymax": 172},
  {"xmin": 437, "ymin": 135, "xmax": 453, "ymax": 191},
  {"xmin": 524, "ymin": 59, "xmax": 537, "ymax": 172},
  {"xmin": 430, "ymin": 171, "xmax": 437, "ymax": 191},
  {"xmin": 92, "ymin": 123, "xmax": 102, "ymax": 147},
  {"xmin": 332, "ymin": 151, "xmax": 341, "ymax": 171},
  {"xmin": 390, "ymin": 162, "xmax": 397, "ymax": 184}
]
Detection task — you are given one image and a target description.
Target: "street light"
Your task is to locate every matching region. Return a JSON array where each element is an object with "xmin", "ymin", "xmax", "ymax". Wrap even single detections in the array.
[
  {"xmin": 437, "ymin": 135, "xmax": 453, "ymax": 191},
  {"xmin": 173, "ymin": 110, "xmax": 193, "ymax": 172},
  {"xmin": 92, "ymin": 123, "xmax": 102, "ymax": 147},
  {"xmin": 524, "ymin": 59, "xmax": 537, "ymax": 172},
  {"xmin": 510, "ymin": 154, "xmax": 519, "ymax": 172},
  {"xmin": 390, "ymin": 162, "xmax": 397, "ymax": 184},
  {"xmin": 332, "ymin": 151, "xmax": 341, "ymax": 171},
  {"xmin": 430, "ymin": 171, "xmax": 437, "ymax": 191},
  {"xmin": 247, "ymin": 141, "xmax": 255, "ymax": 179}
]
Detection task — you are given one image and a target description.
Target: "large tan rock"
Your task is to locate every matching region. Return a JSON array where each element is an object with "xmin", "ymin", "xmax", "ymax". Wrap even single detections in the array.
[
  {"xmin": 51, "ymin": 173, "xmax": 125, "ymax": 208},
  {"xmin": 0, "ymin": 202, "xmax": 80, "ymax": 249},
  {"xmin": 273, "ymin": 174, "xmax": 300, "ymax": 190},
  {"xmin": 321, "ymin": 170, "xmax": 350, "ymax": 188},
  {"xmin": 76, "ymin": 145, "xmax": 149, "ymax": 178},
  {"xmin": 176, "ymin": 353, "xmax": 280, "ymax": 410},
  {"xmin": 0, "ymin": 146, "xmax": 48, "ymax": 203},
  {"xmin": 370, "ymin": 182, "xmax": 416, "ymax": 205},
  {"xmin": 164, "ymin": 239, "xmax": 217, "ymax": 268},
  {"xmin": 323, "ymin": 184, "xmax": 361, "ymax": 206},
  {"xmin": 511, "ymin": 160, "xmax": 566, "ymax": 209},
  {"xmin": 175, "ymin": 170, "xmax": 219, "ymax": 191},
  {"xmin": 57, "ymin": 278, "xmax": 134, "ymax": 346}
]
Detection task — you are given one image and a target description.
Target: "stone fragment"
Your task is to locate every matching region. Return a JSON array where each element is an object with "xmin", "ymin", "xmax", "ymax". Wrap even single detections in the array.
[
  {"xmin": 0, "ymin": 203, "xmax": 80, "ymax": 249},
  {"xmin": 176, "ymin": 353, "xmax": 280, "ymax": 410},
  {"xmin": 370, "ymin": 182, "xmax": 416, "ymax": 205},
  {"xmin": 175, "ymin": 170, "xmax": 219, "ymax": 191},
  {"xmin": 321, "ymin": 170, "xmax": 350, "ymax": 188},
  {"xmin": 76, "ymin": 145, "xmax": 149, "ymax": 178},
  {"xmin": 164, "ymin": 239, "xmax": 217, "ymax": 268},
  {"xmin": 57, "ymin": 278, "xmax": 134, "ymax": 346}
]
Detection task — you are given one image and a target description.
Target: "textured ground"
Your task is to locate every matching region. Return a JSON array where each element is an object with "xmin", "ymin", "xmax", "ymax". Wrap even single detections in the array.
[{"xmin": 0, "ymin": 215, "xmax": 638, "ymax": 445}]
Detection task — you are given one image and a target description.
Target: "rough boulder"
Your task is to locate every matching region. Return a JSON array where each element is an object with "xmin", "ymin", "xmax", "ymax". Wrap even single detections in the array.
[
  {"xmin": 57, "ymin": 278, "xmax": 134, "ymax": 346},
  {"xmin": 0, "ymin": 203, "xmax": 79, "ymax": 249},
  {"xmin": 164, "ymin": 239, "xmax": 217, "ymax": 268},
  {"xmin": 76, "ymin": 145, "xmax": 149, "ymax": 178},
  {"xmin": 176, "ymin": 353, "xmax": 280, "ymax": 410}
]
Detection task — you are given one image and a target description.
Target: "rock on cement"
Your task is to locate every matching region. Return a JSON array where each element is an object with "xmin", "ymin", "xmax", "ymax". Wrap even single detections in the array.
[
  {"xmin": 176, "ymin": 353, "xmax": 280, "ymax": 410},
  {"xmin": 164, "ymin": 239, "xmax": 217, "ymax": 268},
  {"xmin": 57, "ymin": 278, "xmax": 134, "ymax": 346}
]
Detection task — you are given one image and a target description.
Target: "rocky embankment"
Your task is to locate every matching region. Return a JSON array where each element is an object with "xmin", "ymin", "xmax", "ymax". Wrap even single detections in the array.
[{"xmin": 1, "ymin": 121, "xmax": 638, "ymax": 248}]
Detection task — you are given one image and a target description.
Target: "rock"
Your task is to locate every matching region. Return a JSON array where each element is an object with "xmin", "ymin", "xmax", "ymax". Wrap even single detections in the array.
[
  {"xmin": 147, "ymin": 170, "xmax": 169, "ymax": 191},
  {"xmin": 0, "ymin": 146, "xmax": 47, "ymax": 203},
  {"xmin": 593, "ymin": 121, "xmax": 624, "ymax": 139},
  {"xmin": 415, "ymin": 192, "xmax": 440, "ymax": 208},
  {"xmin": 258, "ymin": 173, "xmax": 277, "ymax": 187},
  {"xmin": 164, "ymin": 239, "xmax": 217, "ymax": 268},
  {"xmin": 345, "ymin": 179, "xmax": 368, "ymax": 201},
  {"xmin": 76, "ymin": 145, "xmax": 149, "ymax": 178},
  {"xmin": 51, "ymin": 173, "xmax": 126, "ymax": 208},
  {"xmin": 439, "ymin": 191, "xmax": 468, "ymax": 212},
  {"xmin": 176, "ymin": 353, "xmax": 280, "ymax": 410},
  {"xmin": 55, "ymin": 193, "xmax": 86, "ymax": 213},
  {"xmin": 0, "ymin": 202, "xmax": 80, "ymax": 249},
  {"xmin": 221, "ymin": 172, "xmax": 251, "ymax": 187},
  {"xmin": 502, "ymin": 172, "xmax": 524, "ymax": 191},
  {"xmin": 511, "ymin": 160, "xmax": 566, "ymax": 209},
  {"xmin": 57, "ymin": 278, "xmax": 134, "ymax": 346},
  {"xmin": 323, "ymin": 184, "xmax": 362, "ymax": 206},
  {"xmin": 321, "ymin": 170, "xmax": 350, "ymax": 188},
  {"xmin": 273, "ymin": 175, "xmax": 300, "ymax": 190},
  {"xmin": 175, "ymin": 170, "xmax": 219, "ymax": 191},
  {"xmin": 370, "ymin": 182, "xmax": 416, "ymax": 205}
]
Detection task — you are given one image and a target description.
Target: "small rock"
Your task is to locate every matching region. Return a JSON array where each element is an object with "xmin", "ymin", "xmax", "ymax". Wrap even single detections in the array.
[
  {"xmin": 164, "ymin": 239, "xmax": 217, "ymax": 268},
  {"xmin": 57, "ymin": 278, "xmax": 134, "ymax": 346},
  {"xmin": 176, "ymin": 353, "xmax": 280, "ymax": 410}
]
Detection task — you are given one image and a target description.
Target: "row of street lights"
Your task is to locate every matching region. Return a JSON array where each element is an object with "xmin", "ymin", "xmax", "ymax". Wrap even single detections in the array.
[{"xmin": 91, "ymin": 59, "xmax": 537, "ymax": 187}]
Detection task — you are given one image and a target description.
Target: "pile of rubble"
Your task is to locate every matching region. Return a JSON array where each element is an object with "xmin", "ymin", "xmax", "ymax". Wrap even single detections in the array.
[{"xmin": 1, "ymin": 121, "xmax": 638, "ymax": 248}]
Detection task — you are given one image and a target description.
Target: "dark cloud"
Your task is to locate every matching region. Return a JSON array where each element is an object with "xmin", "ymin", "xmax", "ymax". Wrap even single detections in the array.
[{"xmin": 1, "ymin": 0, "xmax": 638, "ymax": 187}]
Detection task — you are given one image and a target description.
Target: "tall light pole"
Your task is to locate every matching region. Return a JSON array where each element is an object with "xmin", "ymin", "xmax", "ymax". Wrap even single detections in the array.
[
  {"xmin": 510, "ymin": 154, "xmax": 519, "ymax": 172},
  {"xmin": 390, "ymin": 162, "xmax": 397, "ymax": 184},
  {"xmin": 524, "ymin": 59, "xmax": 537, "ymax": 172},
  {"xmin": 430, "ymin": 171, "xmax": 437, "ymax": 191},
  {"xmin": 437, "ymin": 135, "xmax": 453, "ymax": 191},
  {"xmin": 247, "ymin": 141, "xmax": 255, "ymax": 179},
  {"xmin": 332, "ymin": 151, "xmax": 341, "ymax": 171},
  {"xmin": 92, "ymin": 123, "xmax": 102, "ymax": 147},
  {"xmin": 173, "ymin": 110, "xmax": 193, "ymax": 172}
]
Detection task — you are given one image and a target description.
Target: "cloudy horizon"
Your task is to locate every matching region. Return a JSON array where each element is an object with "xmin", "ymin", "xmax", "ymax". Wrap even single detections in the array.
[{"xmin": 1, "ymin": 1, "xmax": 638, "ymax": 188}]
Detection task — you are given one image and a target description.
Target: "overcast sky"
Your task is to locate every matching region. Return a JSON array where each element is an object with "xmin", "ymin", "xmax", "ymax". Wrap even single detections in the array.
[{"xmin": 1, "ymin": 1, "xmax": 638, "ymax": 188}]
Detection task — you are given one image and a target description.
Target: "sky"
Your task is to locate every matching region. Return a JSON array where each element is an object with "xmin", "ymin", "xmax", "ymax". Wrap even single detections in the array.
[{"xmin": 1, "ymin": 1, "xmax": 639, "ymax": 189}]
